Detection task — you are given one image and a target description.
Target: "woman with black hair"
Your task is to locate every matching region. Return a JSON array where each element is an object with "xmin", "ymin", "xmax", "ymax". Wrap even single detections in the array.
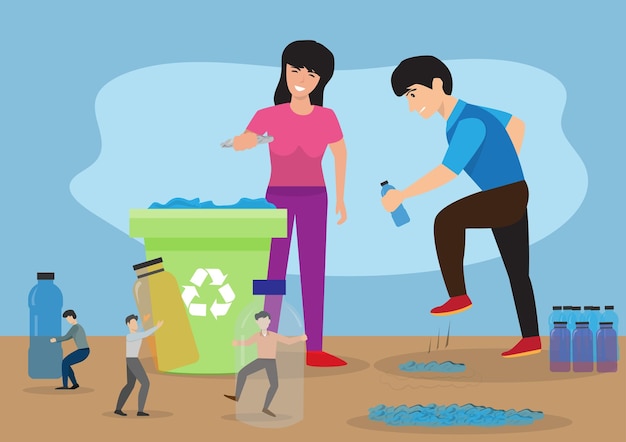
[{"xmin": 231, "ymin": 40, "xmax": 348, "ymax": 367}]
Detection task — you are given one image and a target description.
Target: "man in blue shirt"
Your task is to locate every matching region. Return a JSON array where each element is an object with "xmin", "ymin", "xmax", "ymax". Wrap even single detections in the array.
[{"xmin": 382, "ymin": 55, "xmax": 540, "ymax": 358}]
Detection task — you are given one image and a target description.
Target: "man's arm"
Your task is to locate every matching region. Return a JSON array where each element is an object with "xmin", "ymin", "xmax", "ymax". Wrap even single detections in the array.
[
  {"xmin": 276, "ymin": 334, "xmax": 307, "ymax": 345},
  {"xmin": 233, "ymin": 334, "xmax": 259, "ymax": 347},
  {"xmin": 505, "ymin": 116, "xmax": 525, "ymax": 154},
  {"xmin": 381, "ymin": 164, "xmax": 457, "ymax": 213},
  {"xmin": 53, "ymin": 325, "xmax": 76, "ymax": 343}
]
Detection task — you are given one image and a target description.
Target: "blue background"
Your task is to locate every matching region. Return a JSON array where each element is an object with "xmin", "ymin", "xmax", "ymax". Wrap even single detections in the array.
[{"xmin": 2, "ymin": 0, "xmax": 624, "ymax": 336}]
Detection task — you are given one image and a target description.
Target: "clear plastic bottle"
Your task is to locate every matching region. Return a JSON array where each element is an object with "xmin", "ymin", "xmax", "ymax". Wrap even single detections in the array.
[
  {"xmin": 548, "ymin": 306, "xmax": 563, "ymax": 334},
  {"xmin": 572, "ymin": 322, "xmax": 593, "ymax": 372},
  {"xmin": 28, "ymin": 272, "xmax": 64, "ymax": 379},
  {"xmin": 233, "ymin": 293, "xmax": 304, "ymax": 428},
  {"xmin": 549, "ymin": 321, "xmax": 570, "ymax": 372},
  {"xmin": 596, "ymin": 322, "xmax": 618, "ymax": 372},
  {"xmin": 381, "ymin": 181, "xmax": 410, "ymax": 227}
]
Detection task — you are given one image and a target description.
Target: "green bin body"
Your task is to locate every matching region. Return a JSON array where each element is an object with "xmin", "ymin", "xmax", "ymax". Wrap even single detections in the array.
[{"xmin": 129, "ymin": 208, "xmax": 287, "ymax": 374}]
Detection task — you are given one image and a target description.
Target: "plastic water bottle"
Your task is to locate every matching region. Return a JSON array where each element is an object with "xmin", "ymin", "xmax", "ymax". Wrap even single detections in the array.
[
  {"xmin": 572, "ymin": 322, "xmax": 593, "ymax": 372},
  {"xmin": 548, "ymin": 306, "xmax": 563, "ymax": 333},
  {"xmin": 582, "ymin": 306, "xmax": 599, "ymax": 361},
  {"xmin": 549, "ymin": 321, "xmax": 570, "ymax": 372},
  {"xmin": 601, "ymin": 306, "xmax": 619, "ymax": 334},
  {"xmin": 601, "ymin": 306, "xmax": 619, "ymax": 359},
  {"xmin": 28, "ymin": 272, "xmax": 64, "ymax": 378},
  {"xmin": 568, "ymin": 306, "xmax": 582, "ymax": 334},
  {"xmin": 596, "ymin": 322, "xmax": 618, "ymax": 372},
  {"xmin": 381, "ymin": 181, "xmax": 410, "ymax": 227}
]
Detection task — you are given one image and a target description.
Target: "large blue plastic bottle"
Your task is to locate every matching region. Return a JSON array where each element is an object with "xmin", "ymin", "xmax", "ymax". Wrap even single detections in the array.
[
  {"xmin": 381, "ymin": 181, "xmax": 410, "ymax": 227},
  {"xmin": 549, "ymin": 321, "xmax": 570, "ymax": 372},
  {"xmin": 28, "ymin": 272, "xmax": 63, "ymax": 378},
  {"xmin": 572, "ymin": 322, "xmax": 593, "ymax": 372},
  {"xmin": 596, "ymin": 322, "xmax": 618, "ymax": 372}
]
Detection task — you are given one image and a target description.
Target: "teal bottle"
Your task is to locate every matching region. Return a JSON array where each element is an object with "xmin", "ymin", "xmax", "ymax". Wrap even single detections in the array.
[
  {"xmin": 28, "ymin": 272, "xmax": 63, "ymax": 378},
  {"xmin": 568, "ymin": 306, "xmax": 582, "ymax": 334},
  {"xmin": 548, "ymin": 306, "xmax": 563, "ymax": 333}
]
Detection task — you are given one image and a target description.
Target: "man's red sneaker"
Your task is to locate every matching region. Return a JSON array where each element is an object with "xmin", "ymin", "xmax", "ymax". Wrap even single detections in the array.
[
  {"xmin": 501, "ymin": 337, "xmax": 542, "ymax": 358},
  {"xmin": 306, "ymin": 351, "xmax": 347, "ymax": 367},
  {"xmin": 430, "ymin": 294, "xmax": 473, "ymax": 316}
]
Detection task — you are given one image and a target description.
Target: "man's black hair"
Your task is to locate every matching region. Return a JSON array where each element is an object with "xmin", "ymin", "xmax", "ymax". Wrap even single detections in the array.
[
  {"xmin": 125, "ymin": 314, "xmax": 139, "ymax": 325},
  {"xmin": 254, "ymin": 310, "xmax": 271, "ymax": 321},
  {"xmin": 391, "ymin": 55, "xmax": 453, "ymax": 96},
  {"xmin": 62, "ymin": 309, "xmax": 76, "ymax": 319}
]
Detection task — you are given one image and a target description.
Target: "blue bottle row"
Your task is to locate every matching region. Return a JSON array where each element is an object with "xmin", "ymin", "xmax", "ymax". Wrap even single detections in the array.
[{"xmin": 550, "ymin": 319, "xmax": 618, "ymax": 373}]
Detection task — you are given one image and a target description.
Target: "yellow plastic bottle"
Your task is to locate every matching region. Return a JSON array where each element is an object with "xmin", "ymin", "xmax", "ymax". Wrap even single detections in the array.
[{"xmin": 132, "ymin": 257, "xmax": 198, "ymax": 371}]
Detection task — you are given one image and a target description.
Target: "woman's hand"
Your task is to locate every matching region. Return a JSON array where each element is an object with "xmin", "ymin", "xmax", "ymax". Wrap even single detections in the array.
[
  {"xmin": 232, "ymin": 131, "xmax": 258, "ymax": 151},
  {"xmin": 336, "ymin": 200, "xmax": 347, "ymax": 225}
]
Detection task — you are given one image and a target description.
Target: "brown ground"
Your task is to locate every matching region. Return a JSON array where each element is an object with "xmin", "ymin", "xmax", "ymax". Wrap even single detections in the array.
[{"xmin": 4, "ymin": 336, "xmax": 625, "ymax": 441}]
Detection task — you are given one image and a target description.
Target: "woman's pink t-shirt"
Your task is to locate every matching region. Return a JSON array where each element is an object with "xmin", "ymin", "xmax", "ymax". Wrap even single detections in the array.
[{"xmin": 246, "ymin": 103, "xmax": 343, "ymax": 187}]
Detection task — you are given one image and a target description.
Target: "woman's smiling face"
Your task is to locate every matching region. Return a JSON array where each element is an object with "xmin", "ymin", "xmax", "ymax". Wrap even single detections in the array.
[{"xmin": 286, "ymin": 64, "xmax": 321, "ymax": 99}]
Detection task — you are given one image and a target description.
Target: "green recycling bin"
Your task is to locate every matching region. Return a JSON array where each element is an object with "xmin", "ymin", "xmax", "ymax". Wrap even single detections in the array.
[{"xmin": 129, "ymin": 208, "xmax": 287, "ymax": 374}]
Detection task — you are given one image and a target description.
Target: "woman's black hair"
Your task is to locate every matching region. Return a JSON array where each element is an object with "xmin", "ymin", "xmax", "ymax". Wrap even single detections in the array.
[
  {"xmin": 391, "ymin": 56, "xmax": 453, "ymax": 96},
  {"xmin": 274, "ymin": 40, "xmax": 335, "ymax": 106}
]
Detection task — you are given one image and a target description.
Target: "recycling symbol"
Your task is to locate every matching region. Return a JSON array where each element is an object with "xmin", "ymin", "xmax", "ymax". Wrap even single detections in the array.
[{"xmin": 181, "ymin": 268, "xmax": 236, "ymax": 319}]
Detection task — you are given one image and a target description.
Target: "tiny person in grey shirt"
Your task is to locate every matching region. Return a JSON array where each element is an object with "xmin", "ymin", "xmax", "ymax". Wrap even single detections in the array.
[
  {"xmin": 50, "ymin": 309, "xmax": 90, "ymax": 390},
  {"xmin": 114, "ymin": 314, "xmax": 163, "ymax": 417}
]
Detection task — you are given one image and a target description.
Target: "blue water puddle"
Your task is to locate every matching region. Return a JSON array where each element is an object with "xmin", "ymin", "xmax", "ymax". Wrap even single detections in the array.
[
  {"xmin": 399, "ymin": 360, "xmax": 466, "ymax": 373},
  {"xmin": 149, "ymin": 197, "xmax": 275, "ymax": 209},
  {"xmin": 369, "ymin": 403, "xmax": 544, "ymax": 427}
]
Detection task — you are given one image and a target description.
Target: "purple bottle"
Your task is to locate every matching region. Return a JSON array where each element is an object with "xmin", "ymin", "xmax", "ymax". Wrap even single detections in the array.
[
  {"xmin": 596, "ymin": 322, "xmax": 618, "ymax": 372},
  {"xmin": 572, "ymin": 322, "xmax": 593, "ymax": 372},
  {"xmin": 550, "ymin": 321, "xmax": 570, "ymax": 372}
]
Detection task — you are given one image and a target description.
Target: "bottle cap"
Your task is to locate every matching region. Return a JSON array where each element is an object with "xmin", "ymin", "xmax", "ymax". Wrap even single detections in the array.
[
  {"xmin": 563, "ymin": 306, "xmax": 573, "ymax": 310},
  {"xmin": 380, "ymin": 180, "xmax": 389, "ymax": 187},
  {"xmin": 552, "ymin": 306, "xmax": 562, "ymax": 310},
  {"xmin": 583, "ymin": 306, "xmax": 593, "ymax": 310},
  {"xmin": 575, "ymin": 321, "xmax": 589, "ymax": 325},
  {"xmin": 605, "ymin": 306, "xmax": 615, "ymax": 310},
  {"xmin": 37, "ymin": 272, "xmax": 55, "ymax": 280},
  {"xmin": 599, "ymin": 322, "xmax": 614, "ymax": 325},
  {"xmin": 554, "ymin": 321, "xmax": 568, "ymax": 325},
  {"xmin": 592, "ymin": 306, "xmax": 601, "ymax": 310},
  {"xmin": 133, "ymin": 257, "xmax": 164, "ymax": 270},
  {"xmin": 572, "ymin": 306, "xmax": 581, "ymax": 310}
]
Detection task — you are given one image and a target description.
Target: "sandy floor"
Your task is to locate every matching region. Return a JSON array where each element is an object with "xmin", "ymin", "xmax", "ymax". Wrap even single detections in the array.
[{"xmin": 4, "ymin": 336, "xmax": 625, "ymax": 441}]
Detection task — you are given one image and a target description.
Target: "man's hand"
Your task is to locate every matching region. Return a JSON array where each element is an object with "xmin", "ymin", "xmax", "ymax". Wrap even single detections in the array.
[
  {"xmin": 300, "ymin": 334, "xmax": 308, "ymax": 342},
  {"xmin": 381, "ymin": 189, "xmax": 404, "ymax": 212},
  {"xmin": 50, "ymin": 338, "xmax": 56, "ymax": 343},
  {"xmin": 156, "ymin": 320, "xmax": 164, "ymax": 328}
]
